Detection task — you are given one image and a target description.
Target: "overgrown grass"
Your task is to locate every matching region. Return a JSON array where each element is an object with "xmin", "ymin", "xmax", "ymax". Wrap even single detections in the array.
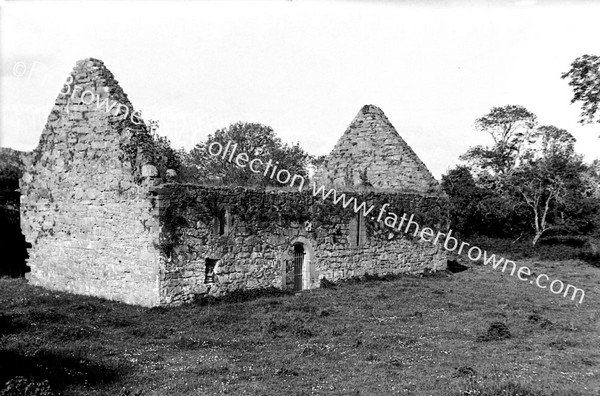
[{"xmin": 1, "ymin": 256, "xmax": 599, "ymax": 395}]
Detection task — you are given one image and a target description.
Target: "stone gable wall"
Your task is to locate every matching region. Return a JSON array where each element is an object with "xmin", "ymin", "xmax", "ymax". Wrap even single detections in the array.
[
  {"xmin": 19, "ymin": 59, "xmax": 163, "ymax": 306},
  {"xmin": 154, "ymin": 184, "xmax": 448, "ymax": 305},
  {"xmin": 313, "ymin": 105, "xmax": 441, "ymax": 194}
]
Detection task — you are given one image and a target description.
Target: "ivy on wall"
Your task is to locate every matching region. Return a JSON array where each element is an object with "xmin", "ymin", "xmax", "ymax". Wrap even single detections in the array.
[{"xmin": 154, "ymin": 184, "xmax": 449, "ymax": 256}]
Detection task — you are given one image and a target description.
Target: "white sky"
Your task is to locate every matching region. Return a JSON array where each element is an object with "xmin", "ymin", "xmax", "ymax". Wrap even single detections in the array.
[{"xmin": 1, "ymin": 0, "xmax": 599, "ymax": 179}]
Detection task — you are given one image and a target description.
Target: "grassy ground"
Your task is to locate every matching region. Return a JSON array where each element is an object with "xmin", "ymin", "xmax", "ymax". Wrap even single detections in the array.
[{"xmin": 1, "ymin": 257, "xmax": 600, "ymax": 395}]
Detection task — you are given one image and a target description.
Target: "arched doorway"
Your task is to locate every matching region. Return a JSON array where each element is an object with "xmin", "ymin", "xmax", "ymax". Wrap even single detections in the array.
[
  {"xmin": 293, "ymin": 244, "xmax": 304, "ymax": 292},
  {"xmin": 288, "ymin": 236, "xmax": 316, "ymax": 291}
]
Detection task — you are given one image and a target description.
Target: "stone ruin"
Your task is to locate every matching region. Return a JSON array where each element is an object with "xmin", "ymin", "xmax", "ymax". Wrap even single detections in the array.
[
  {"xmin": 18, "ymin": 58, "xmax": 448, "ymax": 306},
  {"xmin": 313, "ymin": 104, "xmax": 441, "ymax": 193}
]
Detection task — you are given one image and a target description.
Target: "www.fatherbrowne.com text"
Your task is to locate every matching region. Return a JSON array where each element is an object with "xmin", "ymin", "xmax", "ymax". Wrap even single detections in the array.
[{"xmin": 208, "ymin": 139, "xmax": 586, "ymax": 304}]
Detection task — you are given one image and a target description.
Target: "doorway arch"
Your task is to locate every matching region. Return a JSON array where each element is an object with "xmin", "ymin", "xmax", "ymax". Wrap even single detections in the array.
[{"xmin": 289, "ymin": 236, "xmax": 316, "ymax": 291}]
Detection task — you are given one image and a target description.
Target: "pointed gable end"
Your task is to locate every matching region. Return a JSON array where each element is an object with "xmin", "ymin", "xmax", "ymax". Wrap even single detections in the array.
[{"xmin": 313, "ymin": 104, "xmax": 441, "ymax": 194}]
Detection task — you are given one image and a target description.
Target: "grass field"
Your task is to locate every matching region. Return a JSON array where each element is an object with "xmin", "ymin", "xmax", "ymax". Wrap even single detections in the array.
[{"xmin": 1, "ymin": 257, "xmax": 599, "ymax": 395}]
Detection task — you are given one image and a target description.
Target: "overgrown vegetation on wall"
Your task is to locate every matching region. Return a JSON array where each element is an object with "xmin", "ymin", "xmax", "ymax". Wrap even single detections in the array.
[
  {"xmin": 154, "ymin": 184, "xmax": 449, "ymax": 257},
  {"xmin": 120, "ymin": 120, "xmax": 185, "ymax": 183}
]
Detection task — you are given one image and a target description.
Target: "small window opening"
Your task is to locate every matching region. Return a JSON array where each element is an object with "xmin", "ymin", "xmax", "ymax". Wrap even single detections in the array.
[
  {"xmin": 219, "ymin": 210, "xmax": 226, "ymax": 235},
  {"xmin": 356, "ymin": 214, "xmax": 361, "ymax": 246},
  {"xmin": 350, "ymin": 214, "xmax": 366, "ymax": 248},
  {"xmin": 216, "ymin": 208, "xmax": 232, "ymax": 235},
  {"xmin": 205, "ymin": 258, "xmax": 217, "ymax": 284}
]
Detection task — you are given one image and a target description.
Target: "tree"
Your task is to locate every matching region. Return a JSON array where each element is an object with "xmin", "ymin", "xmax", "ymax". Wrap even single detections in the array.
[
  {"xmin": 453, "ymin": 105, "xmax": 599, "ymax": 244},
  {"xmin": 526, "ymin": 125, "xmax": 576, "ymax": 161},
  {"xmin": 512, "ymin": 162, "xmax": 564, "ymax": 246},
  {"xmin": 190, "ymin": 122, "xmax": 309, "ymax": 187},
  {"xmin": 581, "ymin": 159, "xmax": 600, "ymax": 199},
  {"xmin": 561, "ymin": 54, "xmax": 600, "ymax": 127},
  {"xmin": 452, "ymin": 106, "xmax": 540, "ymax": 239},
  {"xmin": 442, "ymin": 166, "xmax": 529, "ymax": 238},
  {"xmin": 558, "ymin": 158, "xmax": 600, "ymax": 237},
  {"xmin": 511, "ymin": 126, "xmax": 581, "ymax": 246},
  {"xmin": 441, "ymin": 166, "xmax": 486, "ymax": 237},
  {"xmin": 460, "ymin": 105, "xmax": 537, "ymax": 177}
]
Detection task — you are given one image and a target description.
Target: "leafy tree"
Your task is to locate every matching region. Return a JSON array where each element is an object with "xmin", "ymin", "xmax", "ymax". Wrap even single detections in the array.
[
  {"xmin": 512, "ymin": 162, "xmax": 564, "ymax": 246},
  {"xmin": 441, "ymin": 166, "xmax": 487, "ymax": 237},
  {"xmin": 460, "ymin": 105, "xmax": 537, "ymax": 177},
  {"xmin": 442, "ymin": 166, "xmax": 529, "ymax": 238},
  {"xmin": 561, "ymin": 54, "xmax": 600, "ymax": 127},
  {"xmin": 190, "ymin": 122, "xmax": 309, "ymax": 187},
  {"xmin": 510, "ymin": 126, "xmax": 583, "ymax": 245},
  {"xmin": 518, "ymin": 125, "xmax": 576, "ymax": 166},
  {"xmin": 555, "ymin": 160, "xmax": 600, "ymax": 238},
  {"xmin": 581, "ymin": 159, "xmax": 600, "ymax": 199},
  {"xmin": 451, "ymin": 104, "xmax": 600, "ymax": 244},
  {"xmin": 175, "ymin": 147, "xmax": 203, "ymax": 182}
]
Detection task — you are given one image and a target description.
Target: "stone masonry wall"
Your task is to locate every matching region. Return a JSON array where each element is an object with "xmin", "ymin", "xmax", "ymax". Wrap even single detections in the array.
[
  {"xmin": 154, "ymin": 184, "xmax": 448, "ymax": 305},
  {"xmin": 20, "ymin": 59, "xmax": 163, "ymax": 306},
  {"xmin": 313, "ymin": 105, "xmax": 441, "ymax": 194}
]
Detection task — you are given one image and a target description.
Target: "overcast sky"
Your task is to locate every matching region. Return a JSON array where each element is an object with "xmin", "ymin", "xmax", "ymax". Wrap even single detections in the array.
[{"xmin": 1, "ymin": 0, "xmax": 599, "ymax": 179}]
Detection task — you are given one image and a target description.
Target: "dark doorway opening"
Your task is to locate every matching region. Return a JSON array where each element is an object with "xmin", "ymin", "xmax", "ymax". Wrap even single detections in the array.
[
  {"xmin": 0, "ymin": 149, "xmax": 29, "ymax": 277},
  {"xmin": 293, "ymin": 244, "xmax": 304, "ymax": 292}
]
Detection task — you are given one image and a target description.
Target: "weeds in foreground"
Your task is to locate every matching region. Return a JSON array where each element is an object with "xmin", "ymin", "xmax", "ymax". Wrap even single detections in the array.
[{"xmin": 0, "ymin": 377, "xmax": 55, "ymax": 396}]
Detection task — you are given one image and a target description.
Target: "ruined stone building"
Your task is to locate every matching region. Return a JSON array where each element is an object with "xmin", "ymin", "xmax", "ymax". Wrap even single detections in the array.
[
  {"xmin": 19, "ymin": 58, "xmax": 448, "ymax": 307},
  {"xmin": 312, "ymin": 104, "xmax": 441, "ymax": 194}
]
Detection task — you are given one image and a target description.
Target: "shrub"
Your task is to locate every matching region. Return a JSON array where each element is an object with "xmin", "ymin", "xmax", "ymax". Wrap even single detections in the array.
[
  {"xmin": 466, "ymin": 235, "xmax": 600, "ymax": 264},
  {"xmin": 477, "ymin": 321, "xmax": 511, "ymax": 342},
  {"xmin": 0, "ymin": 376, "xmax": 55, "ymax": 396},
  {"xmin": 363, "ymin": 272, "xmax": 381, "ymax": 282},
  {"xmin": 452, "ymin": 366, "xmax": 476, "ymax": 378},
  {"xmin": 319, "ymin": 277, "xmax": 336, "ymax": 289},
  {"xmin": 262, "ymin": 316, "xmax": 315, "ymax": 338},
  {"xmin": 527, "ymin": 314, "xmax": 553, "ymax": 329}
]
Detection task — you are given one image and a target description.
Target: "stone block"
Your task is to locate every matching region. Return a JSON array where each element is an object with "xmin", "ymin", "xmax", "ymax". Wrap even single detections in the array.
[{"xmin": 141, "ymin": 164, "xmax": 158, "ymax": 178}]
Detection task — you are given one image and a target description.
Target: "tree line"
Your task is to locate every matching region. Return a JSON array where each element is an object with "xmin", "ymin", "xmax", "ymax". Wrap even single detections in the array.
[{"xmin": 442, "ymin": 54, "xmax": 600, "ymax": 246}]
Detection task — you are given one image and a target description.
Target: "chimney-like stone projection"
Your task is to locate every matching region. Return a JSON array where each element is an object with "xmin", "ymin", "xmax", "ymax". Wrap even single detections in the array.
[
  {"xmin": 19, "ymin": 58, "xmax": 162, "ymax": 306},
  {"xmin": 313, "ymin": 104, "xmax": 441, "ymax": 194}
]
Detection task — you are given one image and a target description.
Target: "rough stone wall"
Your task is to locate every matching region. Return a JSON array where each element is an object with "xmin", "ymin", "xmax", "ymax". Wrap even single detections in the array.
[
  {"xmin": 19, "ymin": 58, "xmax": 163, "ymax": 306},
  {"xmin": 154, "ymin": 184, "xmax": 447, "ymax": 305},
  {"xmin": 313, "ymin": 105, "xmax": 441, "ymax": 194}
]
